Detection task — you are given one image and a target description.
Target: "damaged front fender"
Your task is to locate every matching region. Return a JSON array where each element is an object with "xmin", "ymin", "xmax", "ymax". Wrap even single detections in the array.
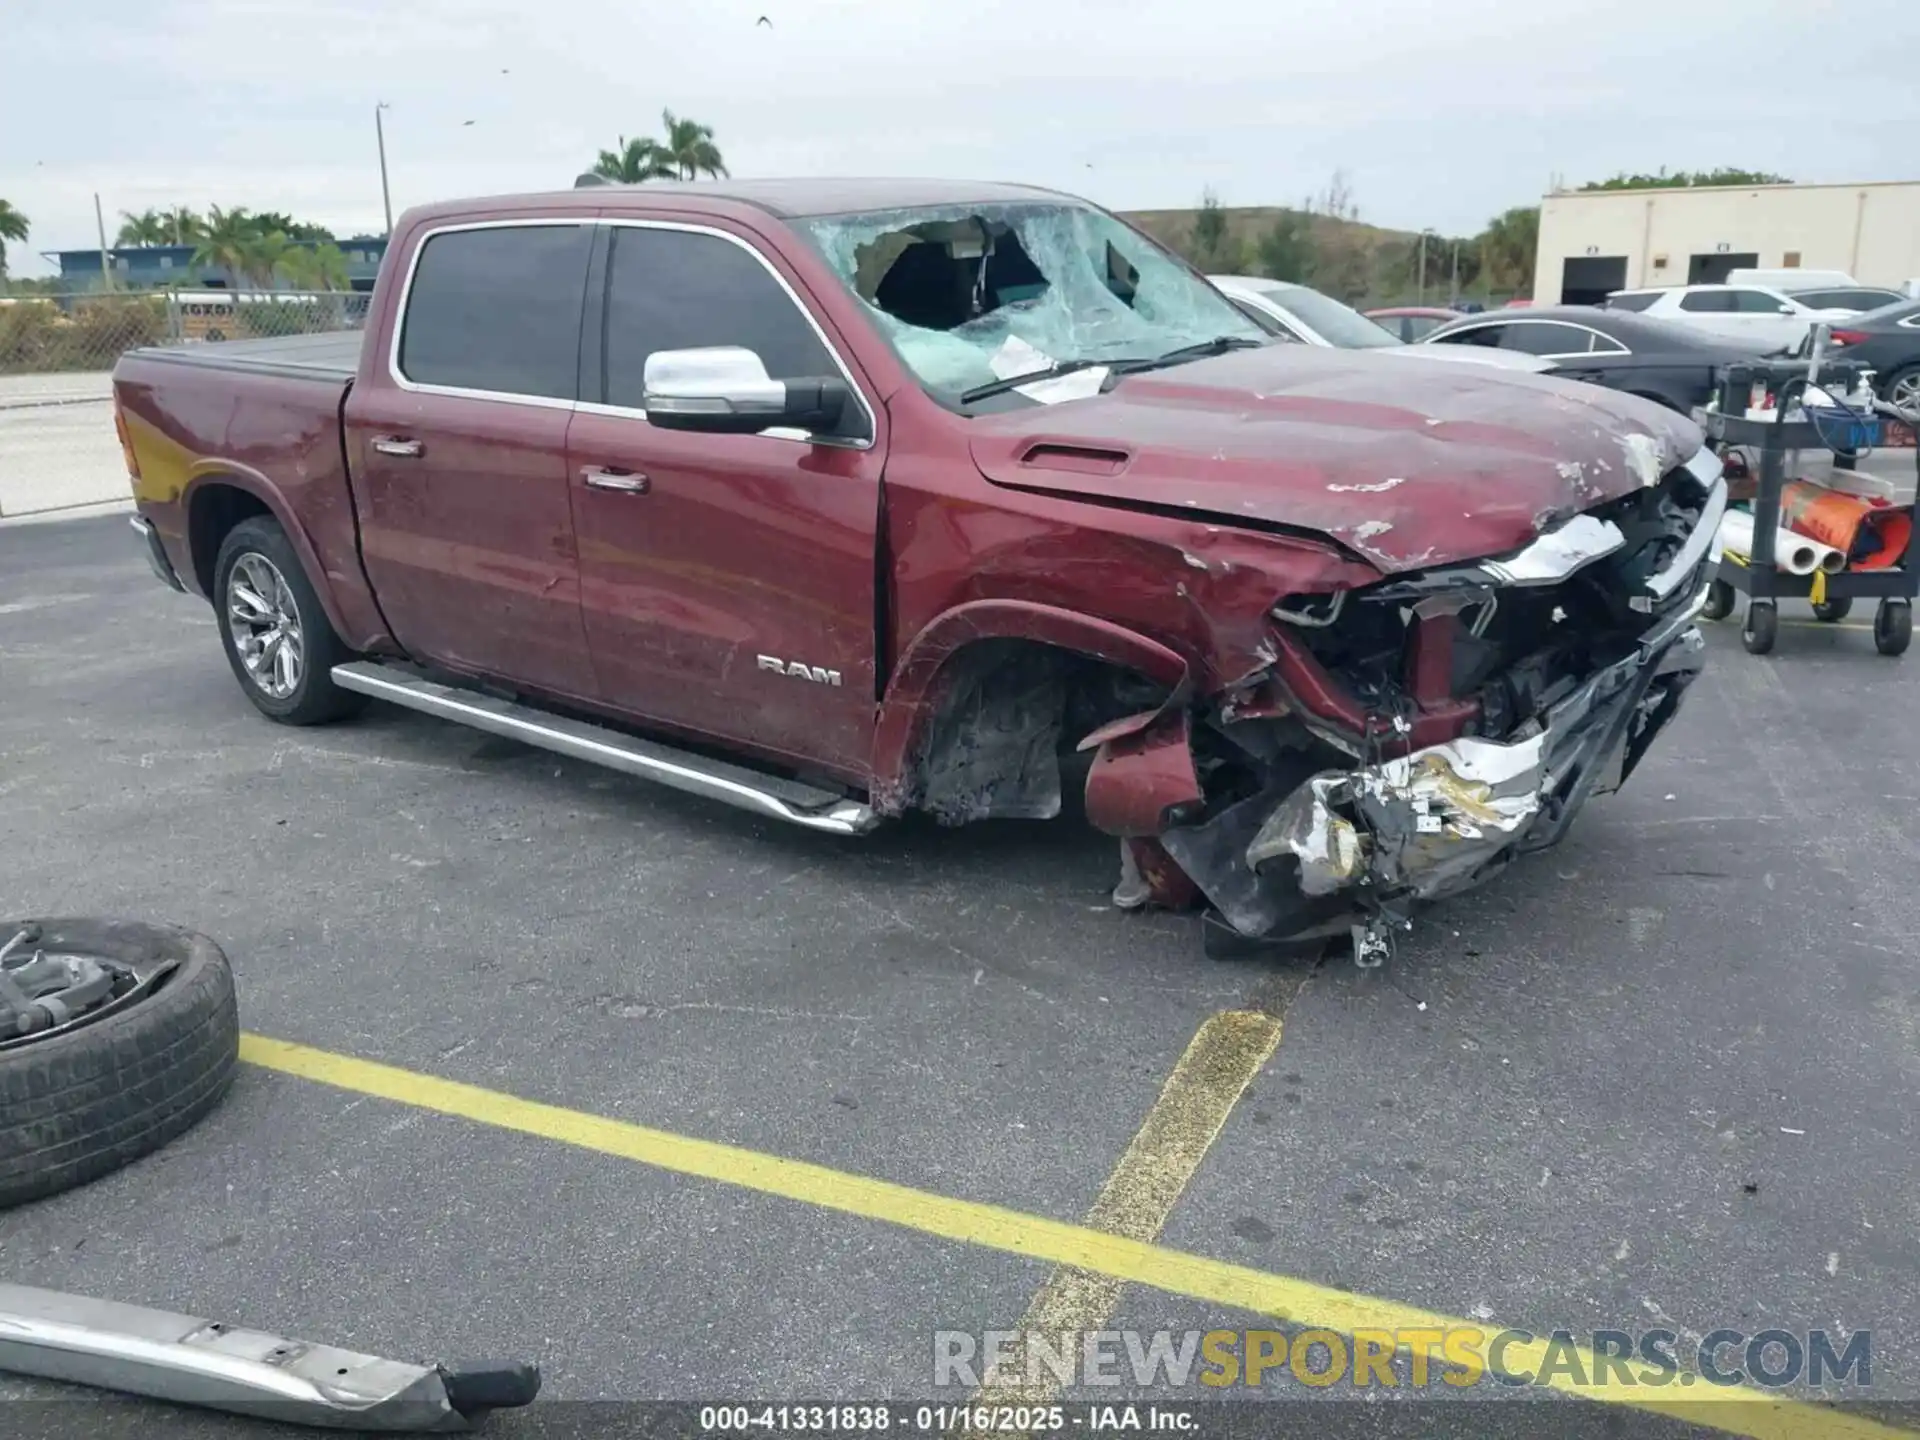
[
  {"xmin": 1254, "ymin": 586, "xmax": 1709, "ymax": 917},
  {"xmin": 1148, "ymin": 575, "xmax": 1712, "ymax": 940}
]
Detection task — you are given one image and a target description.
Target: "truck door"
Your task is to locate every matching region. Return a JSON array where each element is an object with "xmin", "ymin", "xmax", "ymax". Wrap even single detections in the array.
[
  {"xmin": 344, "ymin": 220, "xmax": 599, "ymax": 701},
  {"xmin": 564, "ymin": 220, "xmax": 883, "ymax": 781}
]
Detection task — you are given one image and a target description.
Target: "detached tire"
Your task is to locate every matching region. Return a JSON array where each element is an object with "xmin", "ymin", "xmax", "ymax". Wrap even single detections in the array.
[
  {"xmin": 214, "ymin": 516, "xmax": 364, "ymax": 725},
  {"xmin": 0, "ymin": 920, "xmax": 240, "ymax": 1210}
]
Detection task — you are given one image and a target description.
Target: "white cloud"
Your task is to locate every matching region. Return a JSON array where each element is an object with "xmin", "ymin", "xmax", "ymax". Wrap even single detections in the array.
[{"xmin": 3, "ymin": 0, "xmax": 1914, "ymax": 277}]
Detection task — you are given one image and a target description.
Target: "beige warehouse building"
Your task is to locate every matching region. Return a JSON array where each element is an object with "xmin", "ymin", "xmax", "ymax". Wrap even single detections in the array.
[{"xmin": 1532, "ymin": 180, "xmax": 1920, "ymax": 305}]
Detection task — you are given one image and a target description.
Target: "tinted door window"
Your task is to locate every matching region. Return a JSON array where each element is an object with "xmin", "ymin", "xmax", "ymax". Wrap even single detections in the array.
[
  {"xmin": 1605, "ymin": 292, "xmax": 1659, "ymax": 312},
  {"xmin": 1501, "ymin": 323, "xmax": 1595, "ymax": 356},
  {"xmin": 398, "ymin": 225, "xmax": 592, "ymax": 398},
  {"xmin": 1679, "ymin": 290, "xmax": 1735, "ymax": 313},
  {"xmin": 1728, "ymin": 289, "xmax": 1790, "ymax": 313},
  {"xmin": 1792, "ymin": 288, "xmax": 1904, "ymax": 311},
  {"xmin": 602, "ymin": 226, "xmax": 838, "ymax": 409},
  {"xmin": 1433, "ymin": 324, "xmax": 1505, "ymax": 348}
]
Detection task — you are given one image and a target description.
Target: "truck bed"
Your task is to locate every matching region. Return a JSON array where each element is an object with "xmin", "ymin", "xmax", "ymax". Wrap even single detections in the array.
[{"xmin": 125, "ymin": 330, "xmax": 363, "ymax": 383}]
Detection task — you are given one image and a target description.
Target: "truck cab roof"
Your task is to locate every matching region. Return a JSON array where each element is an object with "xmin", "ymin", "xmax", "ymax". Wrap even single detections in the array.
[{"xmin": 404, "ymin": 178, "xmax": 1075, "ymax": 228}]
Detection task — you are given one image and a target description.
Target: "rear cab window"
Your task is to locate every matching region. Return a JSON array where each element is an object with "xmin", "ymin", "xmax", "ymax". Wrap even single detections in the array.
[{"xmin": 396, "ymin": 224, "xmax": 594, "ymax": 398}]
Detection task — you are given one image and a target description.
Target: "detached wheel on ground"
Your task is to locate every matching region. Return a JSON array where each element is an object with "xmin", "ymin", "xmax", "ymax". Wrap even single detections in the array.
[
  {"xmin": 1874, "ymin": 600, "xmax": 1912, "ymax": 657},
  {"xmin": 1741, "ymin": 601, "xmax": 1778, "ymax": 655},
  {"xmin": 1812, "ymin": 597, "xmax": 1854, "ymax": 623},
  {"xmin": 214, "ymin": 516, "xmax": 364, "ymax": 725},
  {"xmin": 0, "ymin": 919, "xmax": 240, "ymax": 1210},
  {"xmin": 1701, "ymin": 579, "xmax": 1735, "ymax": 621}
]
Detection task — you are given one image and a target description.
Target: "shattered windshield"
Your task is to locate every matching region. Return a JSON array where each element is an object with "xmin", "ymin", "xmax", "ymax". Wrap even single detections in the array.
[{"xmin": 795, "ymin": 201, "xmax": 1266, "ymax": 408}]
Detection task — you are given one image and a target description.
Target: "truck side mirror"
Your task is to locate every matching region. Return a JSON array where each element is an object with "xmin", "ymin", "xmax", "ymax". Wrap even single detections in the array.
[{"xmin": 642, "ymin": 346, "xmax": 848, "ymax": 437}]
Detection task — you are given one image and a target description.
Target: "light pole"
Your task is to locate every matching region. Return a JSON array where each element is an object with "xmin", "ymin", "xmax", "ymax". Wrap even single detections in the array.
[
  {"xmin": 375, "ymin": 102, "xmax": 393, "ymax": 237},
  {"xmin": 1416, "ymin": 230, "xmax": 1428, "ymax": 305}
]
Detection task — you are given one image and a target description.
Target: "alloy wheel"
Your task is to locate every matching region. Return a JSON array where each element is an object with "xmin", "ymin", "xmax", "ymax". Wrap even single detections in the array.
[{"xmin": 224, "ymin": 552, "xmax": 304, "ymax": 700}]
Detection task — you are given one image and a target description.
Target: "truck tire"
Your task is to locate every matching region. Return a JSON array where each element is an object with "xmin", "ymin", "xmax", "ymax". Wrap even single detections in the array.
[
  {"xmin": 214, "ymin": 515, "xmax": 365, "ymax": 725},
  {"xmin": 0, "ymin": 919, "xmax": 240, "ymax": 1210}
]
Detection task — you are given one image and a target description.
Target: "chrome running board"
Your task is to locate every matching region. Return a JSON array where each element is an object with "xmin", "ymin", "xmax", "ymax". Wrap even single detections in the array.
[
  {"xmin": 0, "ymin": 1282, "xmax": 538, "ymax": 1431},
  {"xmin": 331, "ymin": 661, "xmax": 878, "ymax": 835}
]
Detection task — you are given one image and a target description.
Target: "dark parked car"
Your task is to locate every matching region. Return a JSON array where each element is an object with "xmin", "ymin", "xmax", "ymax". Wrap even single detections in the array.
[
  {"xmin": 1785, "ymin": 286, "xmax": 1908, "ymax": 314},
  {"xmin": 1421, "ymin": 306, "xmax": 1768, "ymax": 414},
  {"xmin": 1810, "ymin": 300, "xmax": 1920, "ymax": 413},
  {"xmin": 1366, "ymin": 306, "xmax": 1462, "ymax": 342}
]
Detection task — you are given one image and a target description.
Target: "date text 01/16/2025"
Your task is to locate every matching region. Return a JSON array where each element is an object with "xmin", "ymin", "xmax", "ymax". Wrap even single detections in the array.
[{"xmin": 699, "ymin": 1404, "xmax": 1199, "ymax": 1432}]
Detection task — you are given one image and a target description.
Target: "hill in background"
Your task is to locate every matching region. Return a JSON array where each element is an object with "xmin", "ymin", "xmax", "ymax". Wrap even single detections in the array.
[{"xmin": 1119, "ymin": 201, "xmax": 1516, "ymax": 309}]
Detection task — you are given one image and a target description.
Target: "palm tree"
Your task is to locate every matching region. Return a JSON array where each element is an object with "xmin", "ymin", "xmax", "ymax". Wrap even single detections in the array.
[
  {"xmin": 593, "ymin": 135, "xmax": 677, "ymax": 184},
  {"xmin": 591, "ymin": 110, "xmax": 727, "ymax": 184},
  {"xmin": 657, "ymin": 109, "xmax": 727, "ymax": 181},
  {"xmin": 0, "ymin": 199, "xmax": 28, "ymax": 283},
  {"xmin": 117, "ymin": 209, "xmax": 171, "ymax": 247},
  {"xmin": 277, "ymin": 241, "xmax": 352, "ymax": 292},
  {"xmin": 161, "ymin": 207, "xmax": 206, "ymax": 246},
  {"xmin": 191, "ymin": 205, "xmax": 258, "ymax": 290},
  {"xmin": 254, "ymin": 211, "xmax": 335, "ymax": 243},
  {"xmin": 240, "ymin": 229, "xmax": 294, "ymax": 290}
]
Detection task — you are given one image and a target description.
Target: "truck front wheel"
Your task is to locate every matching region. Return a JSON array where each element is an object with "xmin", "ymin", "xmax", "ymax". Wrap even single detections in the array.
[{"xmin": 213, "ymin": 516, "xmax": 364, "ymax": 725}]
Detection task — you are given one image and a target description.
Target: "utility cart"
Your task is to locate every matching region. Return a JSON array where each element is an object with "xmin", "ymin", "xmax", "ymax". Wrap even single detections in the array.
[{"xmin": 1692, "ymin": 363, "xmax": 1919, "ymax": 657}]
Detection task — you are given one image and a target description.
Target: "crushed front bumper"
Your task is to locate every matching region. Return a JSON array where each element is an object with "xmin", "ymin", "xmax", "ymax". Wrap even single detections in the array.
[
  {"xmin": 0, "ymin": 1283, "xmax": 538, "ymax": 1430},
  {"xmin": 1159, "ymin": 581, "xmax": 1711, "ymax": 940}
]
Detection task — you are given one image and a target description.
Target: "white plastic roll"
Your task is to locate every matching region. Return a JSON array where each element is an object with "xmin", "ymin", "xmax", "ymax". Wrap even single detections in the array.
[{"xmin": 1718, "ymin": 510, "xmax": 1845, "ymax": 575}]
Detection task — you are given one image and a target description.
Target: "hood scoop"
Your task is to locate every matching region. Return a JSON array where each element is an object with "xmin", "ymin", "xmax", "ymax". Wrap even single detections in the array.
[{"xmin": 1018, "ymin": 442, "xmax": 1132, "ymax": 477}]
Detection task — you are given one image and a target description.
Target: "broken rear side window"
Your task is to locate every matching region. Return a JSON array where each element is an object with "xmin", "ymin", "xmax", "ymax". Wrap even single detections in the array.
[{"xmin": 793, "ymin": 202, "xmax": 1263, "ymax": 407}]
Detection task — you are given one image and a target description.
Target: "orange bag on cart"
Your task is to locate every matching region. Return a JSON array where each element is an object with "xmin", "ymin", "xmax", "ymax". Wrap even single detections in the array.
[{"xmin": 1779, "ymin": 480, "xmax": 1913, "ymax": 570}]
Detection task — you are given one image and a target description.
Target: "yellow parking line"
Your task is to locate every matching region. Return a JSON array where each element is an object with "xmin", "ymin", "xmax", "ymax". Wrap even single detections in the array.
[
  {"xmin": 963, "ymin": 1009, "xmax": 1284, "ymax": 1426},
  {"xmin": 239, "ymin": 1034, "xmax": 1911, "ymax": 1440}
]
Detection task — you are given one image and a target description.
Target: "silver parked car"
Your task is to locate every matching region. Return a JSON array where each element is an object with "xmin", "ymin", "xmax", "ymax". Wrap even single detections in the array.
[{"xmin": 1208, "ymin": 276, "xmax": 1556, "ymax": 373}]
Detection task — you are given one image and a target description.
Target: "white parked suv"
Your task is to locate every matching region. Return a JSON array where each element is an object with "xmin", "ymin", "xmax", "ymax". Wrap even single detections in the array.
[{"xmin": 1601, "ymin": 284, "xmax": 1853, "ymax": 352}]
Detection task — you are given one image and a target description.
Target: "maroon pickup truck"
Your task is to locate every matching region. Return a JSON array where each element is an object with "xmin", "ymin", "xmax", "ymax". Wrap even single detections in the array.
[{"xmin": 114, "ymin": 178, "xmax": 1725, "ymax": 957}]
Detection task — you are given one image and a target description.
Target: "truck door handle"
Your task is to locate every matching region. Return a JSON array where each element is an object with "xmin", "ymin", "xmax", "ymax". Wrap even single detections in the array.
[
  {"xmin": 581, "ymin": 466, "xmax": 650, "ymax": 494},
  {"xmin": 372, "ymin": 436, "xmax": 424, "ymax": 458}
]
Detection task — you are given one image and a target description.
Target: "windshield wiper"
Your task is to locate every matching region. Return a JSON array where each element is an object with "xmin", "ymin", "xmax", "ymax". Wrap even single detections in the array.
[
  {"xmin": 958, "ymin": 358, "xmax": 1109, "ymax": 405},
  {"xmin": 957, "ymin": 335, "xmax": 1264, "ymax": 405},
  {"xmin": 1108, "ymin": 335, "xmax": 1266, "ymax": 376}
]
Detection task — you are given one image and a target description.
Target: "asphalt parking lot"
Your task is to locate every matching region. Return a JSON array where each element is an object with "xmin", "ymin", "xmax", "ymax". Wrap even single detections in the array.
[{"xmin": 5, "ymin": 511, "xmax": 1920, "ymax": 1439}]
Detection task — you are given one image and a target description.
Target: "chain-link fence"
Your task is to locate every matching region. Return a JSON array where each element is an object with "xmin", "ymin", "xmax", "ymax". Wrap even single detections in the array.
[
  {"xmin": 0, "ymin": 383, "xmax": 125, "ymax": 519},
  {"xmin": 0, "ymin": 290, "xmax": 369, "ymax": 378},
  {"xmin": 0, "ymin": 291, "xmax": 368, "ymax": 516}
]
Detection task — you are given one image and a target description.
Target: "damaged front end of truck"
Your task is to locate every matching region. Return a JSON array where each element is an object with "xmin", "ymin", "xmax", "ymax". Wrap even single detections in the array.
[{"xmin": 1085, "ymin": 445, "xmax": 1727, "ymax": 960}]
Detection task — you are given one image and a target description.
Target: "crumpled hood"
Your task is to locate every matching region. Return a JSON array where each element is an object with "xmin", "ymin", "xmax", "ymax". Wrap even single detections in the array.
[{"xmin": 966, "ymin": 345, "xmax": 1705, "ymax": 573}]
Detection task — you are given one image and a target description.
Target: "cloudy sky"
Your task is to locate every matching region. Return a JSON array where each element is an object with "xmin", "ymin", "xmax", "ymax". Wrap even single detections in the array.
[{"xmin": 3, "ymin": 0, "xmax": 1915, "ymax": 277}]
